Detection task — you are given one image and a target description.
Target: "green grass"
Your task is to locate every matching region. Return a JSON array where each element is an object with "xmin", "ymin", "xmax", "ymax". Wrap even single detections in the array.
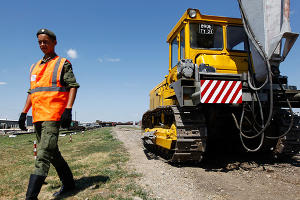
[
  {"xmin": 0, "ymin": 128, "xmax": 154, "ymax": 200},
  {"xmin": 117, "ymin": 126, "xmax": 142, "ymax": 131}
]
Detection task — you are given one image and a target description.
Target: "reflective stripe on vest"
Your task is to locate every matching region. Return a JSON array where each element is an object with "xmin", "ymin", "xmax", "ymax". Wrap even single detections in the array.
[
  {"xmin": 31, "ymin": 86, "xmax": 68, "ymax": 93},
  {"xmin": 30, "ymin": 56, "xmax": 69, "ymax": 122},
  {"xmin": 30, "ymin": 57, "xmax": 66, "ymax": 94}
]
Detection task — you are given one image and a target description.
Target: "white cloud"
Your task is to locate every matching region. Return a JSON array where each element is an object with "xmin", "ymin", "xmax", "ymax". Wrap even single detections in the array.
[
  {"xmin": 67, "ymin": 49, "xmax": 78, "ymax": 59},
  {"xmin": 0, "ymin": 82, "xmax": 7, "ymax": 85},
  {"xmin": 97, "ymin": 57, "xmax": 121, "ymax": 63},
  {"xmin": 107, "ymin": 58, "xmax": 120, "ymax": 62},
  {"xmin": 98, "ymin": 58, "xmax": 103, "ymax": 63}
]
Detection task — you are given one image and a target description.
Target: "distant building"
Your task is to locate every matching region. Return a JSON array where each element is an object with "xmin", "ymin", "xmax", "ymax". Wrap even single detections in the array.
[
  {"xmin": 0, "ymin": 115, "xmax": 33, "ymax": 129},
  {"xmin": 0, "ymin": 119, "xmax": 18, "ymax": 129}
]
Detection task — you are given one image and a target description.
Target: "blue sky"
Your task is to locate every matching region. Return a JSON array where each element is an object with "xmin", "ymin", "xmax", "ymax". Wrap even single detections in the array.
[{"xmin": 0, "ymin": 0, "xmax": 299, "ymax": 122}]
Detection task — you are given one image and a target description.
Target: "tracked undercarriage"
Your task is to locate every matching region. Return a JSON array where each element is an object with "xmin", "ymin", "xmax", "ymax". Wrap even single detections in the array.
[
  {"xmin": 142, "ymin": 106, "xmax": 207, "ymax": 162},
  {"xmin": 275, "ymin": 111, "xmax": 300, "ymax": 157},
  {"xmin": 142, "ymin": 105, "xmax": 300, "ymax": 162}
]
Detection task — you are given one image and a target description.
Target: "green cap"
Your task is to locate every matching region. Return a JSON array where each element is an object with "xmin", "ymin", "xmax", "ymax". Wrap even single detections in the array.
[{"xmin": 36, "ymin": 28, "xmax": 56, "ymax": 40}]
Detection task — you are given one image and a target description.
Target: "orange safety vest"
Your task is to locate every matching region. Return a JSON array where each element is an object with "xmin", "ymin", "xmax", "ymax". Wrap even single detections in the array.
[{"xmin": 30, "ymin": 56, "xmax": 69, "ymax": 123}]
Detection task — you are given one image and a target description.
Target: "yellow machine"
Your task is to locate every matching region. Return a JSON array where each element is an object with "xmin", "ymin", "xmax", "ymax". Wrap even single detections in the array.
[
  {"xmin": 149, "ymin": 9, "xmax": 248, "ymax": 110},
  {"xmin": 142, "ymin": 8, "xmax": 300, "ymax": 162}
]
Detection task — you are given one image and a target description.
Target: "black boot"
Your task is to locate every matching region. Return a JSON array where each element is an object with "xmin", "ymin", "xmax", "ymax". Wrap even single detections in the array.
[
  {"xmin": 53, "ymin": 184, "xmax": 75, "ymax": 197},
  {"xmin": 52, "ymin": 154, "xmax": 75, "ymax": 197},
  {"xmin": 25, "ymin": 174, "xmax": 46, "ymax": 200}
]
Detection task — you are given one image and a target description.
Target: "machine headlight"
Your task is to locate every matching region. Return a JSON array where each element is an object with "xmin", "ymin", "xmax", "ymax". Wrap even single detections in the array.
[
  {"xmin": 189, "ymin": 9, "xmax": 197, "ymax": 18},
  {"xmin": 182, "ymin": 67, "xmax": 194, "ymax": 78},
  {"xmin": 177, "ymin": 59, "xmax": 195, "ymax": 78}
]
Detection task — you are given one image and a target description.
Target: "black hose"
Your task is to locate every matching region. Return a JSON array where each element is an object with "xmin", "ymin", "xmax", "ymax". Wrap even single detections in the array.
[
  {"xmin": 237, "ymin": 0, "xmax": 274, "ymax": 151},
  {"xmin": 232, "ymin": 110, "xmax": 265, "ymax": 152},
  {"xmin": 233, "ymin": 1, "xmax": 294, "ymax": 152},
  {"xmin": 265, "ymin": 82, "xmax": 294, "ymax": 139}
]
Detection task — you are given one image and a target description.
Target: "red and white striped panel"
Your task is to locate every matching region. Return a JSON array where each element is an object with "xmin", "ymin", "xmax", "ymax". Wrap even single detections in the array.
[{"xmin": 200, "ymin": 80, "xmax": 242, "ymax": 104}]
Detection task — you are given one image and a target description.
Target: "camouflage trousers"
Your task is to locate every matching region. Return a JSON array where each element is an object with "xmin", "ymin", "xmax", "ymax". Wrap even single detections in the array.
[{"xmin": 33, "ymin": 121, "xmax": 70, "ymax": 177}]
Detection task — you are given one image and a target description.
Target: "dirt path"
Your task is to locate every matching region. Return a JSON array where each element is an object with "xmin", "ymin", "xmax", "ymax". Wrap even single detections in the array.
[{"xmin": 113, "ymin": 126, "xmax": 300, "ymax": 200}]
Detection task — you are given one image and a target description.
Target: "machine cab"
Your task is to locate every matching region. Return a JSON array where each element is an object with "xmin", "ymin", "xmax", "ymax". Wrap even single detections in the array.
[{"xmin": 168, "ymin": 9, "xmax": 249, "ymax": 75}]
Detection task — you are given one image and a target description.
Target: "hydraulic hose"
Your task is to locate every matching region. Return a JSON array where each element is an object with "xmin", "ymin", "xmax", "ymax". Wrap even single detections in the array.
[
  {"xmin": 265, "ymin": 82, "xmax": 294, "ymax": 139},
  {"xmin": 237, "ymin": 0, "xmax": 274, "ymax": 151},
  {"xmin": 239, "ymin": 126, "xmax": 265, "ymax": 152},
  {"xmin": 237, "ymin": 0, "xmax": 294, "ymax": 152}
]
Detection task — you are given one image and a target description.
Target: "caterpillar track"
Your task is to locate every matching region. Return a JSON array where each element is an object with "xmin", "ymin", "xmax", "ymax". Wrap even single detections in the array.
[
  {"xmin": 142, "ymin": 106, "xmax": 207, "ymax": 162},
  {"xmin": 276, "ymin": 111, "xmax": 300, "ymax": 158}
]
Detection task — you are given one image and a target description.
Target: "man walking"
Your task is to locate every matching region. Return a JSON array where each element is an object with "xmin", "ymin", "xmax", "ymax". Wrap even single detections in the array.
[{"xmin": 18, "ymin": 28, "xmax": 80, "ymax": 199}]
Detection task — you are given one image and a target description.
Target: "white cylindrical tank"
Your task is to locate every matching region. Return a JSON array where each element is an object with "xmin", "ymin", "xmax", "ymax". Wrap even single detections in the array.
[{"xmin": 238, "ymin": 0, "xmax": 298, "ymax": 82}]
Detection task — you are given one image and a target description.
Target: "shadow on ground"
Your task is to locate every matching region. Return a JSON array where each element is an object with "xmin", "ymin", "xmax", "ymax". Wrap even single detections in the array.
[
  {"xmin": 52, "ymin": 175, "xmax": 109, "ymax": 199},
  {"xmin": 143, "ymin": 144, "xmax": 300, "ymax": 172},
  {"xmin": 143, "ymin": 149, "xmax": 161, "ymax": 161},
  {"xmin": 173, "ymin": 151, "xmax": 300, "ymax": 172}
]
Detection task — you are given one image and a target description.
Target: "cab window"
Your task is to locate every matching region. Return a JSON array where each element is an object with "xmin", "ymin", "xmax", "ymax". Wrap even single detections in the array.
[
  {"xmin": 190, "ymin": 23, "xmax": 223, "ymax": 50},
  {"xmin": 180, "ymin": 29, "xmax": 185, "ymax": 59},
  {"xmin": 227, "ymin": 26, "xmax": 248, "ymax": 51},
  {"xmin": 171, "ymin": 37, "xmax": 178, "ymax": 68}
]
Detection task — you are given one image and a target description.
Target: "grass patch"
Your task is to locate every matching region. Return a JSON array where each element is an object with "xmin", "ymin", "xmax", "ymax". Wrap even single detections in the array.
[
  {"xmin": 117, "ymin": 125, "xmax": 142, "ymax": 131},
  {"xmin": 0, "ymin": 128, "xmax": 154, "ymax": 200}
]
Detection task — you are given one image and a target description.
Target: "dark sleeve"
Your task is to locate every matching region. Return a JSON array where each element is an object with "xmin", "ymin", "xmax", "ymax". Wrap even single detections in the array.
[
  {"xmin": 60, "ymin": 61, "xmax": 80, "ymax": 88},
  {"xmin": 28, "ymin": 65, "xmax": 33, "ymax": 94}
]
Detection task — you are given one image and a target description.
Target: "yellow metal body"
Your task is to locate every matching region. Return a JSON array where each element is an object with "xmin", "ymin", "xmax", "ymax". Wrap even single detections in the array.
[
  {"xmin": 150, "ymin": 9, "xmax": 248, "ymax": 110},
  {"xmin": 146, "ymin": 9, "xmax": 249, "ymax": 150},
  {"xmin": 145, "ymin": 124, "xmax": 177, "ymax": 149}
]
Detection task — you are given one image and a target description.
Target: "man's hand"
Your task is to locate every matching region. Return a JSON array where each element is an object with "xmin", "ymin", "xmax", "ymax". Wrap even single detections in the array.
[
  {"xmin": 61, "ymin": 108, "xmax": 72, "ymax": 129},
  {"xmin": 18, "ymin": 113, "xmax": 28, "ymax": 131}
]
